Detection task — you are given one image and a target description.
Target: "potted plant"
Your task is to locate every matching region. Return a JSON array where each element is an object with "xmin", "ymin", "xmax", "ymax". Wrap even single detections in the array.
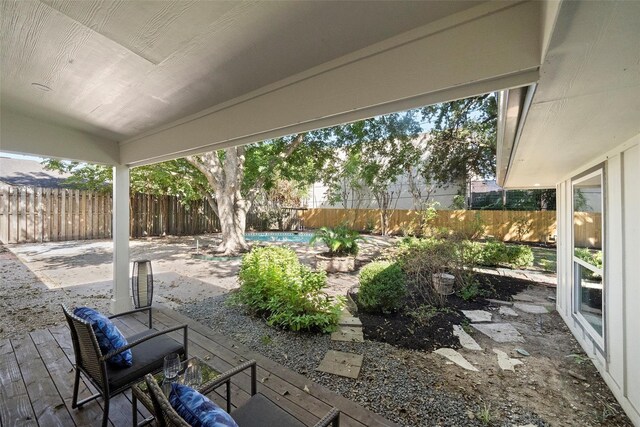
[{"xmin": 310, "ymin": 225, "xmax": 363, "ymax": 272}]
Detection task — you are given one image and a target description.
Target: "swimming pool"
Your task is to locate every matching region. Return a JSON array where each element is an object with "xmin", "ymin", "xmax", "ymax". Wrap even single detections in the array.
[{"xmin": 245, "ymin": 232, "xmax": 313, "ymax": 243}]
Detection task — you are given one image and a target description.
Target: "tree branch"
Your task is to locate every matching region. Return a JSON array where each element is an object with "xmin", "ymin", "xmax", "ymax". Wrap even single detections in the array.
[{"xmin": 246, "ymin": 133, "xmax": 305, "ymax": 204}]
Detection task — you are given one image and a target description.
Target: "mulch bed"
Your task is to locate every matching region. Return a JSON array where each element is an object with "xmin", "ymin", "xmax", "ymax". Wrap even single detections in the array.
[{"xmin": 352, "ymin": 273, "xmax": 531, "ymax": 351}]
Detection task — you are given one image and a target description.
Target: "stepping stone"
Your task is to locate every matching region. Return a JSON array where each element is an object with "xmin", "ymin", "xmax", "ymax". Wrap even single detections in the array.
[
  {"xmin": 493, "ymin": 349, "xmax": 524, "ymax": 372},
  {"xmin": 513, "ymin": 294, "xmax": 537, "ymax": 302},
  {"xmin": 513, "ymin": 303, "xmax": 548, "ymax": 314},
  {"xmin": 453, "ymin": 325, "xmax": 482, "ymax": 351},
  {"xmin": 331, "ymin": 326, "xmax": 364, "ymax": 342},
  {"xmin": 434, "ymin": 348, "xmax": 479, "ymax": 372},
  {"xmin": 316, "ymin": 350, "xmax": 363, "ymax": 379},
  {"xmin": 499, "ymin": 306, "xmax": 518, "ymax": 317},
  {"xmin": 338, "ymin": 315, "xmax": 362, "ymax": 327},
  {"xmin": 471, "ymin": 323, "xmax": 524, "ymax": 343},
  {"xmin": 461, "ymin": 310, "xmax": 492, "ymax": 323},
  {"xmin": 487, "ymin": 298, "xmax": 513, "ymax": 306}
]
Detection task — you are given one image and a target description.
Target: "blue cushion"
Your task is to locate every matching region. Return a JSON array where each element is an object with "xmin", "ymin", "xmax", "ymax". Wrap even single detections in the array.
[
  {"xmin": 170, "ymin": 383, "xmax": 238, "ymax": 427},
  {"xmin": 73, "ymin": 307, "xmax": 133, "ymax": 368}
]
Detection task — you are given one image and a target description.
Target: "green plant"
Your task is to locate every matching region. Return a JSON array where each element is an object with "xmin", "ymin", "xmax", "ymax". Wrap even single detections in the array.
[
  {"xmin": 310, "ymin": 225, "xmax": 363, "ymax": 257},
  {"xmin": 409, "ymin": 305, "xmax": 454, "ymax": 325},
  {"xmin": 477, "ymin": 403, "xmax": 492, "ymax": 425},
  {"xmin": 233, "ymin": 246, "xmax": 343, "ymax": 332},
  {"xmin": 466, "ymin": 240, "xmax": 534, "ymax": 268},
  {"xmin": 450, "ymin": 194, "xmax": 466, "ymax": 209},
  {"xmin": 457, "ymin": 282, "xmax": 481, "ymax": 301},
  {"xmin": 566, "ymin": 353, "xmax": 590, "ymax": 365},
  {"xmin": 260, "ymin": 334, "xmax": 272, "ymax": 345},
  {"xmin": 358, "ymin": 261, "xmax": 406, "ymax": 313}
]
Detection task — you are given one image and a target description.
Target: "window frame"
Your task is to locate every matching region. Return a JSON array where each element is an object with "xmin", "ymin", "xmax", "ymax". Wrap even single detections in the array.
[{"xmin": 571, "ymin": 164, "xmax": 606, "ymax": 352}]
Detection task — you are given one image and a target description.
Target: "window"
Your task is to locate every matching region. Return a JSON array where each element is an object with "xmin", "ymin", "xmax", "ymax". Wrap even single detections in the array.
[{"xmin": 572, "ymin": 166, "xmax": 604, "ymax": 345}]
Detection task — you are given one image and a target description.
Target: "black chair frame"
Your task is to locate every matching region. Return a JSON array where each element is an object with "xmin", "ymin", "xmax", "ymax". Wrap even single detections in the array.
[
  {"xmin": 200, "ymin": 360, "xmax": 340, "ymax": 427},
  {"xmin": 62, "ymin": 304, "xmax": 188, "ymax": 427}
]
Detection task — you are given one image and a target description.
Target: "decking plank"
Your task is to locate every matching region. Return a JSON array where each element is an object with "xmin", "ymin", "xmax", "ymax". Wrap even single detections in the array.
[
  {"xmin": 131, "ymin": 309, "xmax": 334, "ymax": 426},
  {"xmin": 49, "ymin": 325, "xmax": 134, "ymax": 426},
  {"xmin": 0, "ymin": 341, "xmax": 37, "ymax": 427},
  {"xmin": 11, "ymin": 335, "xmax": 75, "ymax": 426},
  {"xmin": 156, "ymin": 306, "xmax": 395, "ymax": 426},
  {"xmin": 1, "ymin": 306, "xmax": 397, "ymax": 427},
  {"xmin": 116, "ymin": 311, "xmax": 250, "ymax": 412},
  {"xmin": 30, "ymin": 329, "xmax": 106, "ymax": 426}
]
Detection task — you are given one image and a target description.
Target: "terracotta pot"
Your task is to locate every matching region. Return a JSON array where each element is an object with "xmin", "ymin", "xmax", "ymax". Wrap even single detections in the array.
[{"xmin": 316, "ymin": 254, "xmax": 355, "ymax": 273}]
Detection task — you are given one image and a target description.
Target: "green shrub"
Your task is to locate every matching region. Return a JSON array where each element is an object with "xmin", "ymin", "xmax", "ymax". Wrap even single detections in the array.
[
  {"xmin": 310, "ymin": 225, "xmax": 363, "ymax": 256},
  {"xmin": 469, "ymin": 240, "xmax": 533, "ymax": 268},
  {"xmin": 505, "ymin": 244, "xmax": 534, "ymax": 268},
  {"xmin": 234, "ymin": 246, "xmax": 342, "ymax": 332},
  {"xmin": 457, "ymin": 282, "xmax": 481, "ymax": 301},
  {"xmin": 358, "ymin": 261, "xmax": 406, "ymax": 313}
]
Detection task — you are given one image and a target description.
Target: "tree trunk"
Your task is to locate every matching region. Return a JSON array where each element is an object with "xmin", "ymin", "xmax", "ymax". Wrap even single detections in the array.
[
  {"xmin": 187, "ymin": 135, "xmax": 304, "ymax": 256},
  {"xmin": 215, "ymin": 186, "xmax": 249, "ymax": 255}
]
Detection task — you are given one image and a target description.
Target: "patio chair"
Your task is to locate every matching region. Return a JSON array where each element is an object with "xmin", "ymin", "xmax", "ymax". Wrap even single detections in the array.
[
  {"xmin": 62, "ymin": 304, "xmax": 188, "ymax": 427},
  {"xmin": 144, "ymin": 360, "xmax": 340, "ymax": 427}
]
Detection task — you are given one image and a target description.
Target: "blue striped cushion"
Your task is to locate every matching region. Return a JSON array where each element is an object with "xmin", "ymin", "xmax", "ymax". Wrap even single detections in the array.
[
  {"xmin": 73, "ymin": 307, "xmax": 133, "ymax": 368},
  {"xmin": 170, "ymin": 383, "xmax": 238, "ymax": 427}
]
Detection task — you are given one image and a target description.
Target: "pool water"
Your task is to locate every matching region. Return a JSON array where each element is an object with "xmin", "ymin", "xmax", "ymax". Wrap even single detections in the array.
[{"xmin": 245, "ymin": 232, "xmax": 313, "ymax": 243}]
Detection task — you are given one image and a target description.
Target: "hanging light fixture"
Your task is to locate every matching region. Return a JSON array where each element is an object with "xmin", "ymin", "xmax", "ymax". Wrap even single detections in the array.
[{"xmin": 132, "ymin": 260, "xmax": 154, "ymax": 308}]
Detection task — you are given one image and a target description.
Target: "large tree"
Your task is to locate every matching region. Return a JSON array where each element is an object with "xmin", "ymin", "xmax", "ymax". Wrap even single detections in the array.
[
  {"xmin": 420, "ymin": 94, "xmax": 497, "ymax": 207},
  {"xmin": 186, "ymin": 131, "xmax": 332, "ymax": 255},
  {"xmin": 327, "ymin": 112, "xmax": 422, "ymax": 235}
]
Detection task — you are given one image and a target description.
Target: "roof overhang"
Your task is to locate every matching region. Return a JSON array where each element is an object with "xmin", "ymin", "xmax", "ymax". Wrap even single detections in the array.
[
  {"xmin": 497, "ymin": 0, "xmax": 640, "ymax": 188},
  {"xmin": 1, "ymin": 0, "xmax": 543, "ymax": 166}
]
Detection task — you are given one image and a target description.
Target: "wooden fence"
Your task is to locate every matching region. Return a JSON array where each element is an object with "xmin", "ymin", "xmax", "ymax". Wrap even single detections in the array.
[
  {"xmin": 0, "ymin": 186, "xmax": 600, "ymax": 247},
  {"xmin": 0, "ymin": 186, "xmax": 112, "ymax": 243},
  {"xmin": 302, "ymin": 208, "xmax": 598, "ymax": 247},
  {"xmin": 0, "ymin": 186, "xmax": 222, "ymax": 244}
]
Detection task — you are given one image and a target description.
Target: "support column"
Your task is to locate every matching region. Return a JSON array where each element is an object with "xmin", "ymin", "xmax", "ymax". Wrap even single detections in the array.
[{"xmin": 110, "ymin": 164, "xmax": 132, "ymax": 314}]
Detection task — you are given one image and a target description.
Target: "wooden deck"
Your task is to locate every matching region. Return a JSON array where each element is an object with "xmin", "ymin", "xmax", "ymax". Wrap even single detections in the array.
[{"xmin": 0, "ymin": 305, "xmax": 397, "ymax": 427}]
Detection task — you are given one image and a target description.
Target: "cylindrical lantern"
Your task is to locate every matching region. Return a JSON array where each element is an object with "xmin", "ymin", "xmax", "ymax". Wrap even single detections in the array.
[{"xmin": 132, "ymin": 260, "xmax": 154, "ymax": 308}]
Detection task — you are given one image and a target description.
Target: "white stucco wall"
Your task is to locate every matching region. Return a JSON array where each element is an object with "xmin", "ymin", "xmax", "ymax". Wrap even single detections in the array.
[{"xmin": 556, "ymin": 134, "xmax": 640, "ymax": 426}]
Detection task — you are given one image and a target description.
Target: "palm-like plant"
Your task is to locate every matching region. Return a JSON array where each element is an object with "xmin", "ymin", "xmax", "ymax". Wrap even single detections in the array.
[{"xmin": 310, "ymin": 225, "xmax": 364, "ymax": 257}]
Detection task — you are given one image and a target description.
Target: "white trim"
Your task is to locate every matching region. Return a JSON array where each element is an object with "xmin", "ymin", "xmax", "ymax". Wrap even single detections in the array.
[{"xmin": 570, "ymin": 164, "xmax": 606, "ymax": 353}]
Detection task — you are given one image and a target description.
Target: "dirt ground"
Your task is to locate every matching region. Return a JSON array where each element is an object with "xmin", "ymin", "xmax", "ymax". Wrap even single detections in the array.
[
  {"xmin": 418, "ymin": 283, "xmax": 631, "ymax": 427},
  {"xmin": 0, "ymin": 236, "xmax": 632, "ymax": 426}
]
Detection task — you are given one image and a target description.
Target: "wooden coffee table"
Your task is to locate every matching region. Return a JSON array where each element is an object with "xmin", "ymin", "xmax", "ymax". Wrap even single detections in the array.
[{"xmin": 131, "ymin": 356, "xmax": 220, "ymax": 426}]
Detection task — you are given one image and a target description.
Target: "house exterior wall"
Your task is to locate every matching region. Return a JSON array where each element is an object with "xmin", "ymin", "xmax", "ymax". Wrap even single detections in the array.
[
  {"xmin": 556, "ymin": 134, "xmax": 640, "ymax": 426},
  {"xmin": 305, "ymin": 180, "xmax": 459, "ymax": 210}
]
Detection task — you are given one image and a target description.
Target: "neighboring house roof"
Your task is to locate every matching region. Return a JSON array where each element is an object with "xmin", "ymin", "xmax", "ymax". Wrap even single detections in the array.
[
  {"xmin": 471, "ymin": 180, "xmax": 503, "ymax": 194},
  {"xmin": 0, "ymin": 157, "xmax": 70, "ymax": 188}
]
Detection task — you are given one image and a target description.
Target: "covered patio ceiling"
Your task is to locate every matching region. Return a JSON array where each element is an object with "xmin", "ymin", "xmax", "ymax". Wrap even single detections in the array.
[{"xmin": 1, "ymin": 0, "xmax": 548, "ymax": 166}]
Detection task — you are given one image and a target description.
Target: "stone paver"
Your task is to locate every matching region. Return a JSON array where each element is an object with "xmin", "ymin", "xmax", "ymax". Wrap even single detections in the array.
[
  {"xmin": 513, "ymin": 293, "xmax": 538, "ymax": 302},
  {"xmin": 513, "ymin": 302, "xmax": 548, "ymax": 314},
  {"xmin": 471, "ymin": 322, "xmax": 525, "ymax": 343},
  {"xmin": 434, "ymin": 348, "xmax": 479, "ymax": 372},
  {"xmin": 452, "ymin": 325, "xmax": 482, "ymax": 351},
  {"xmin": 493, "ymin": 349, "xmax": 524, "ymax": 372},
  {"xmin": 339, "ymin": 316, "xmax": 362, "ymax": 327},
  {"xmin": 499, "ymin": 306, "xmax": 519, "ymax": 317},
  {"xmin": 487, "ymin": 298, "xmax": 513, "ymax": 306},
  {"xmin": 461, "ymin": 310, "xmax": 492, "ymax": 323},
  {"xmin": 331, "ymin": 326, "xmax": 364, "ymax": 342},
  {"xmin": 316, "ymin": 350, "xmax": 363, "ymax": 379}
]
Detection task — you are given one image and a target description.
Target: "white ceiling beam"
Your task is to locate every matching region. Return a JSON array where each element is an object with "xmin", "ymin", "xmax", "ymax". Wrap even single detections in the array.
[
  {"xmin": 120, "ymin": 1, "xmax": 542, "ymax": 166},
  {"xmin": 0, "ymin": 108, "xmax": 119, "ymax": 164}
]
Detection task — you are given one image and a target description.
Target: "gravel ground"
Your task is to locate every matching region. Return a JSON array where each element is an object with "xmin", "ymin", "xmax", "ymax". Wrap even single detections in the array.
[{"xmin": 180, "ymin": 294, "xmax": 549, "ymax": 427}]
